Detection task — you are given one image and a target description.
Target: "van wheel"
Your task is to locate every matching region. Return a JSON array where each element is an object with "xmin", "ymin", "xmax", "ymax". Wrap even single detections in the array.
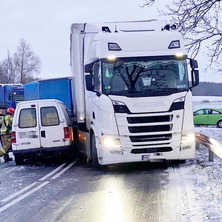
[
  {"xmin": 91, "ymin": 135, "xmax": 100, "ymax": 169},
  {"xmin": 15, "ymin": 155, "xmax": 24, "ymax": 165}
]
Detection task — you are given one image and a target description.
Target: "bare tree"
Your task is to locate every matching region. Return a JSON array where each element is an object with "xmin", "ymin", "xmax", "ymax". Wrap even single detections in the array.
[
  {"xmin": 0, "ymin": 39, "xmax": 41, "ymax": 84},
  {"xmin": 14, "ymin": 39, "xmax": 41, "ymax": 83},
  {"xmin": 0, "ymin": 51, "xmax": 17, "ymax": 83},
  {"xmin": 142, "ymin": 0, "xmax": 222, "ymax": 72},
  {"xmin": 142, "ymin": 0, "xmax": 156, "ymax": 7}
]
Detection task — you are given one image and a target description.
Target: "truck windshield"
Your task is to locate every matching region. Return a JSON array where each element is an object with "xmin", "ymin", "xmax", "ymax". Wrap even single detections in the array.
[
  {"xmin": 102, "ymin": 57, "xmax": 189, "ymax": 96},
  {"xmin": 13, "ymin": 93, "xmax": 24, "ymax": 102}
]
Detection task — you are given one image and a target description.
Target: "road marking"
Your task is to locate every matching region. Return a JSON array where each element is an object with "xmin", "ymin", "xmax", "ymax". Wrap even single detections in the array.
[
  {"xmin": 0, "ymin": 162, "xmax": 67, "ymax": 203},
  {"xmin": 51, "ymin": 159, "xmax": 78, "ymax": 180},
  {"xmin": 0, "ymin": 159, "xmax": 79, "ymax": 213},
  {"xmin": 0, "ymin": 182, "xmax": 37, "ymax": 203},
  {"xmin": 39, "ymin": 162, "xmax": 67, "ymax": 181},
  {"xmin": 0, "ymin": 181, "xmax": 49, "ymax": 213}
]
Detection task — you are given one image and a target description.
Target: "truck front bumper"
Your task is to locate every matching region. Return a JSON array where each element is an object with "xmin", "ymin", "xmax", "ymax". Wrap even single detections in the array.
[{"xmin": 97, "ymin": 143, "xmax": 195, "ymax": 165}]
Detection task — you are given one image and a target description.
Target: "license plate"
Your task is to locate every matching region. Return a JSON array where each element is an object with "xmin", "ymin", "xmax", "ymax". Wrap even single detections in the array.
[{"xmin": 142, "ymin": 154, "xmax": 151, "ymax": 161}]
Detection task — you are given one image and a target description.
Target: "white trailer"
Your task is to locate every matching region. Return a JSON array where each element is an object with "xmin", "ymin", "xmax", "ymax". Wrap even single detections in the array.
[{"xmin": 70, "ymin": 20, "xmax": 199, "ymax": 167}]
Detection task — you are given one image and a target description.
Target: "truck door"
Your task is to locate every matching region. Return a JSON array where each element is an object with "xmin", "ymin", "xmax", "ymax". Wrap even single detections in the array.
[
  {"xmin": 16, "ymin": 103, "xmax": 41, "ymax": 150},
  {"xmin": 39, "ymin": 102, "xmax": 66, "ymax": 148}
]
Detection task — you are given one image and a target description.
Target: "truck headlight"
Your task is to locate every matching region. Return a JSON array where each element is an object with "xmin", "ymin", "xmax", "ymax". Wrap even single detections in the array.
[
  {"xmin": 101, "ymin": 136, "xmax": 121, "ymax": 149},
  {"xmin": 181, "ymin": 133, "xmax": 195, "ymax": 144},
  {"xmin": 78, "ymin": 114, "xmax": 85, "ymax": 123},
  {"xmin": 112, "ymin": 100, "xmax": 130, "ymax": 113}
]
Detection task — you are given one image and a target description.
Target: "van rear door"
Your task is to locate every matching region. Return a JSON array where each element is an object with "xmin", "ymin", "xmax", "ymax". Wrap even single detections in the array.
[
  {"xmin": 39, "ymin": 101, "xmax": 67, "ymax": 149},
  {"xmin": 15, "ymin": 102, "xmax": 41, "ymax": 150}
]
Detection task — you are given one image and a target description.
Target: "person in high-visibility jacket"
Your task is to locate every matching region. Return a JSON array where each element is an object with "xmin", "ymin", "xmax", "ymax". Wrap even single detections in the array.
[{"xmin": 0, "ymin": 107, "xmax": 15, "ymax": 161}]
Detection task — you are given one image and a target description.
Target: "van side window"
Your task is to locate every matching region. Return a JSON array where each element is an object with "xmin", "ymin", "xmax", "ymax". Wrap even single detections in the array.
[
  {"xmin": 60, "ymin": 104, "xmax": 71, "ymax": 124},
  {"xmin": 41, "ymin": 106, "xmax": 59, "ymax": 126},
  {"xmin": 19, "ymin": 108, "xmax": 37, "ymax": 128}
]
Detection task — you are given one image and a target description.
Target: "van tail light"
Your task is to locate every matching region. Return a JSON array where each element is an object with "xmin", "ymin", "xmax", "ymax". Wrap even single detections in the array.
[
  {"xmin": 64, "ymin": 127, "xmax": 70, "ymax": 139},
  {"xmin": 64, "ymin": 127, "xmax": 74, "ymax": 142},
  {"xmin": 11, "ymin": 131, "xmax": 16, "ymax": 143}
]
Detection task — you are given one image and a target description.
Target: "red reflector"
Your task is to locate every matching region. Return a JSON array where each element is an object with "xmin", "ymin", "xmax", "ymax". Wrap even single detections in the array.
[
  {"xmin": 11, "ymin": 131, "xmax": 16, "ymax": 143},
  {"xmin": 64, "ymin": 127, "xmax": 70, "ymax": 139}
]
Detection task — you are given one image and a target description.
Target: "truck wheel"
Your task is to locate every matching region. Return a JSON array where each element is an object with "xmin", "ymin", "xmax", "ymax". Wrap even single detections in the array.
[
  {"xmin": 217, "ymin": 120, "xmax": 222, "ymax": 128},
  {"xmin": 172, "ymin": 160, "xmax": 186, "ymax": 164},
  {"xmin": 91, "ymin": 135, "xmax": 100, "ymax": 169},
  {"xmin": 15, "ymin": 155, "xmax": 24, "ymax": 165}
]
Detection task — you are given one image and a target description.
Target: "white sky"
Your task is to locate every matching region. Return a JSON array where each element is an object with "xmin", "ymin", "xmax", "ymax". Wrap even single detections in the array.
[{"xmin": 0, "ymin": 0, "xmax": 221, "ymax": 83}]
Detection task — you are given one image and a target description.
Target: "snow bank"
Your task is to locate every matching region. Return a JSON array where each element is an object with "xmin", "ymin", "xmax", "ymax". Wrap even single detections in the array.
[
  {"xmin": 193, "ymin": 96, "xmax": 222, "ymax": 111},
  {"xmin": 180, "ymin": 96, "xmax": 222, "ymax": 221}
]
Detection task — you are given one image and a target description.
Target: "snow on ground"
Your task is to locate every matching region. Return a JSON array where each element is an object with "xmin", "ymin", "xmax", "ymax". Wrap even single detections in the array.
[
  {"xmin": 180, "ymin": 128, "xmax": 222, "ymax": 221},
  {"xmin": 193, "ymin": 96, "xmax": 222, "ymax": 111},
  {"xmin": 179, "ymin": 96, "xmax": 222, "ymax": 221},
  {"xmin": 1, "ymin": 96, "xmax": 222, "ymax": 221}
]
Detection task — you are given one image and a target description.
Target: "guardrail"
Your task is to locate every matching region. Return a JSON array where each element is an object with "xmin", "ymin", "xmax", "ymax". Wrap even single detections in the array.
[{"xmin": 195, "ymin": 132, "xmax": 222, "ymax": 161}]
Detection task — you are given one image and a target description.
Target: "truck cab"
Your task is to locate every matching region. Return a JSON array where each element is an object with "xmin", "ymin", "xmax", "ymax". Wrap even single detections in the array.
[
  {"xmin": 0, "ymin": 84, "xmax": 24, "ymax": 109},
  {"xmin": 70, "ymin": 20, "xmax": 199, "ymax": 167}
]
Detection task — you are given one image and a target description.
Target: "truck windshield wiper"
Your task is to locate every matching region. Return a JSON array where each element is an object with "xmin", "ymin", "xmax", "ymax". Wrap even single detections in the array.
[
  {"xmin": 108, "ymin": 90, "xmax": 138, "ymax": 95},
  {"xmin": 106, "ymin": 88, "xmax": 187, "ymax": 96},
  {"xmin": 152, "ymin": 88, "xmax": 181, "ymax": 92}
]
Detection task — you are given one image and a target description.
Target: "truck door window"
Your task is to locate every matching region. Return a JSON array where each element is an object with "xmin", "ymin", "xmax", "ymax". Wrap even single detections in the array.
[
  {"xmin": 41, "ymin": 107, "xmax": 60, "ymax": 126},
  {"xmin": 93, "ymin": 63, "xmax": 101, "ymax": 93},
  {"xmin": 9, "ymin": 94, "xmax": 13, "ymax": 101},
  {"xmin": 19, "ymin": 108, "xmax": 37, "ymax": 128}
]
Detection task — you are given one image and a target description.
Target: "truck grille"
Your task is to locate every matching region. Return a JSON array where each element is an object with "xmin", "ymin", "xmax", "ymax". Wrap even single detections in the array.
[
  {"xmin": 131, "ymin": 147, "xmax": 172, "ymax": 154},
  {"xmin": 128, "ymin": 124, "xmax": 173, "ymax": 133},
  {"xmin": 130, "ymin": 134, "xmax": 172, "ymax": 142},
  {"xmin": 133, "ymin": 143, "xmax": 170, "ymax": 147},
  {"xmin": 127, "ymin": 115, "xmax": 172, "ymax": 124},
  {"xmin": 116, "ymin": 111, "xmax": 182, "ymax": 154}
]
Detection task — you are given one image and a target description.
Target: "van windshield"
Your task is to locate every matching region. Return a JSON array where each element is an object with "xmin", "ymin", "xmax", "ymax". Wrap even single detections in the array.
[{"xmin": 102, "ymin": 57, "xmax": 189, "ymax": 96}]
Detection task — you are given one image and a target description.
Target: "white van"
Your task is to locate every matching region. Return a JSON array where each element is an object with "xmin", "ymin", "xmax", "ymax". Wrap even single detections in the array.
[{"xmin": 11, "ymin": 99, "xmax": 74, "ymax": 165}]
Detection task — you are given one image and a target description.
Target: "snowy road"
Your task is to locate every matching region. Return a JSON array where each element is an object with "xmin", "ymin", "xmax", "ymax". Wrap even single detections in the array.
[
  {"xmin": 1, "ymin": 96, "xmax": 222, "ymax": 221},
  {"xmin": 0, "ymin": 158, "xmax": 185, "ymax": 222},
  {"xmin": 2, "ymin": 93, "xmax": 222, "ymax": 222},
  {"xmin": 0, "ymin": 129, "xmax": 222, "ymax": 222}
]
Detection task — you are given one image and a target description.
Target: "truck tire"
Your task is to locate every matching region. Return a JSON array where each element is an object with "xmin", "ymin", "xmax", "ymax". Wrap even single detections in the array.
[
  {"xmin": 172, "ymin": 160, "xmax": 186, "ymax": 164},
  {"xmin": 15, "ymin": 155, "xmax": 24, "ymax": 165},
  {"xmin": 91, "ymin": 135, "xmax": 100, "ymax": 169}
]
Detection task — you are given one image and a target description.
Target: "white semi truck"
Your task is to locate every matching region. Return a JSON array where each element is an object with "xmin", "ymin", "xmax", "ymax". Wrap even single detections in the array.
[{"xmin": 70, "ymin": 20, "xmax": 199, "ymax": 167}]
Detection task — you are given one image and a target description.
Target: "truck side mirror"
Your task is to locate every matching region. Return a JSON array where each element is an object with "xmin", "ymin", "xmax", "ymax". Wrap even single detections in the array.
[
  {"xmin": 85, "ymin": 74, "xmax": 94, "ymax": 91},
  {"xmin": 85, "ymin": 63, "xmax": 94, "ymax": 73},
  {"xmin": 191, "ymin": 69, "xmax": 199, "ymax": 88},
  {"xmin": 189, "ymin": 59, "xmax": 199, "ymax": 88},
  {"xmin": 190, "ymin": 59, "xmax": 198, "ymax": 69}
]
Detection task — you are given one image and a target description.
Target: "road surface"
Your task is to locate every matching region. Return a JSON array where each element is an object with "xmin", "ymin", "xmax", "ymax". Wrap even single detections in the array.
[{"xmin": 0, "ymin": 158, "xmax": 188, "ymax": 222}]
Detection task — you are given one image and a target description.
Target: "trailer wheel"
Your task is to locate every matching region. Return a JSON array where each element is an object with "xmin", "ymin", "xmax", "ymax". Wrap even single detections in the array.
[
  {"xmin": 91, "ymin": 135, "xmax": 100, "ymax": 169},
  {"xmin": 15, "ymin": 155, "xmax": 24, "ymax": 165}
]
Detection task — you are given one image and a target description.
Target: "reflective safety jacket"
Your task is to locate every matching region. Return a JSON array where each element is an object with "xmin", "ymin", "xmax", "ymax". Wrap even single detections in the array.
[{"xmin": 1, "ymin": 114, "xmax": 13, "ymax": 135}]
